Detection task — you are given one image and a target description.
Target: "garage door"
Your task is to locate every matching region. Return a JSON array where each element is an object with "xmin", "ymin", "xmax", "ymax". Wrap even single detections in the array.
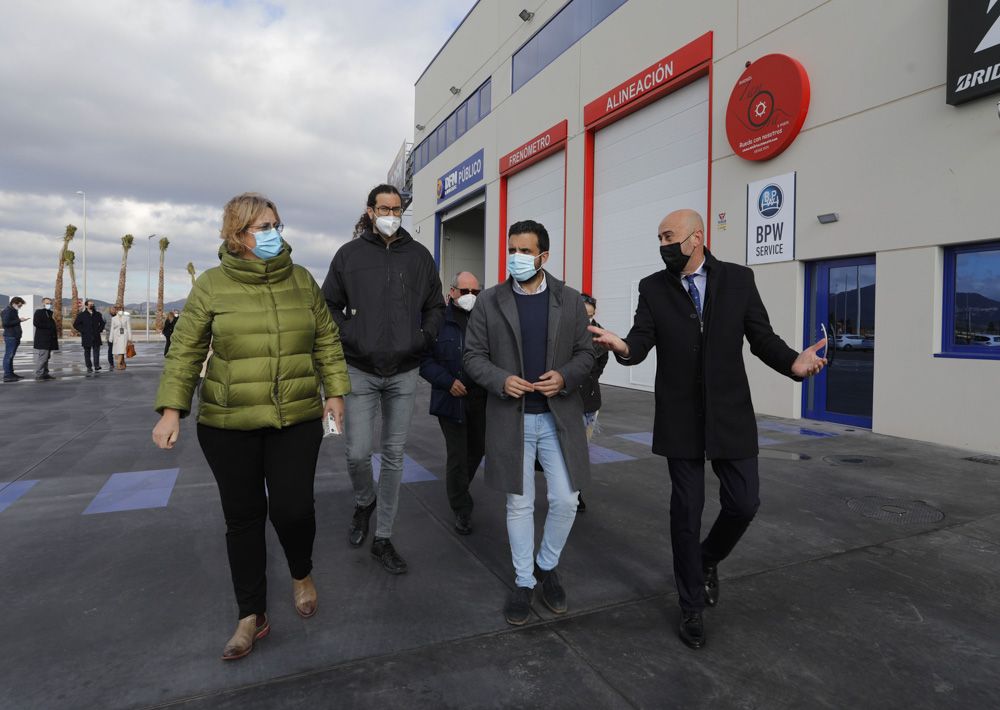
[
  {"xmin": 592, "ymin": 78, "xmax": 709, "ymax": 391},
  {"xmin": 506, "ymin": 152, "xmax": 565, "ymax": 279}
]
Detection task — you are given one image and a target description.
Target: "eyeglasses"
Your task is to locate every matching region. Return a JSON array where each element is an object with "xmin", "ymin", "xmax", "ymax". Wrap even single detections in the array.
[
  {"xmin": 248, "ymin": 222, "xmax": 284, "ymax": 234},
  {"xmin": 452, "ymin": 287, "xmax": 480, "ymax": 296},
  {"xmin": 581, "ymin": 295, "xmax": 596, "ymax": 306},
  {"xmin": 373, "ymin": 205, "xmax": 403, "ymax": 217}
]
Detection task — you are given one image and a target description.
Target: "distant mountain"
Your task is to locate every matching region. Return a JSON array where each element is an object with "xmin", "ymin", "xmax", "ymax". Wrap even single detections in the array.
[
  {"xmin": 955, "ymin": 292, "xmax": 1000, "ymax": 308},
  {"xmin": 0, "ymin": 294, "xmax": 187, "ymax": 313}
]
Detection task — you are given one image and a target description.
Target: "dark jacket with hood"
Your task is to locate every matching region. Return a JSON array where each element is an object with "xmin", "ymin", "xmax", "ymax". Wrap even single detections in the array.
[{"xmin": 322, "ymin": 227, "xmax": 444, "ymax": 377}]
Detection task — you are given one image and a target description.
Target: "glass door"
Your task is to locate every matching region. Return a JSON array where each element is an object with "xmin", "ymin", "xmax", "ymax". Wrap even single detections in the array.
[{"xmin": 803, "ymin": 256, "xmax": 876, "ymax": 427}]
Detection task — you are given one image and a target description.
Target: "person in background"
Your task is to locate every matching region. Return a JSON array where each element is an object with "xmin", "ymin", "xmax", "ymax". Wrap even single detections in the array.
[
  {"xmin": 575, "ymin": 293, "xmax": 609, "ymax": 512},
  {"xmin": 109, "ymin": 308, "xmax": 132, "ymax": 370},
  {"xmin": 105, "ymin": 306, "xmax": 117, "ymax": 370},
  {"xmin": 419, "ymin": 271, "xmax": 486, "ymax": 535},
  {"xmin": 73, "ymin": 300, "xmax": 106, "ymax": 373},
  {"xmin": 32, "ymin": 297, "xmax": 59, "ymax": 381},
  {"xmin": 161, "ymin": 311, "xmax": 177, "ymax": 356},
  {"xmin": 152, "ymin": 192, "xmax": 350, "ymax": 661},
  {"xmin": 2, "ymin": 297, "xmax": 28, "ymax": 382}
]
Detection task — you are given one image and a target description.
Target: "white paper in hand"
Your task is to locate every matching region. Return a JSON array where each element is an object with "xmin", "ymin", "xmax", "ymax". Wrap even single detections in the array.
[{"xmin": 323, "ymin": 412, "xmax": 341, "ymax": 437}]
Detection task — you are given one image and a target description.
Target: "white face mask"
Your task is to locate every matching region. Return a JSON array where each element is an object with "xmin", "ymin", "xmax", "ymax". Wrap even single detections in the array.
[
  {"xmin": 375, "ymin": 215, "xmax": 401, "ymax": 237},
  {"xmin": 455, "ymin": 293, "xmax": 477, "ymax": 312}
]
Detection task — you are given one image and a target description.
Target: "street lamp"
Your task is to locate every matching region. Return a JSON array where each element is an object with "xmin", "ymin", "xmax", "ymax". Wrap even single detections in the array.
[
  {"xmin": 75, "ymin": 191, "xmax": 87, "ymax": 299},
  {"xmin": 146, "ymin": 233, "xmax": 157, "ymax": 342}
]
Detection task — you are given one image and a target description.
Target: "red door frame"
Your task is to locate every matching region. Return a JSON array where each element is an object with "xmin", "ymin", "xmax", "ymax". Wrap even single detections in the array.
[
  {"xmin": 497, "ymin": 120, "xmax": 569, "ymax": 284},
  {"xmin": 581, "ymin": 32, "xmax": 714, "ymax": 294}
]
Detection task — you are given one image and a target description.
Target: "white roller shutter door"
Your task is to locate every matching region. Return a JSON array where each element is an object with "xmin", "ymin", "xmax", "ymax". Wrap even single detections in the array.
[
  {"xmin": 592, "ymin": 78, "xmax": 709, "ymax": 391},
  {"xmin": 506, "ymin": 152, "xmax": 565, "ymax": 279}
]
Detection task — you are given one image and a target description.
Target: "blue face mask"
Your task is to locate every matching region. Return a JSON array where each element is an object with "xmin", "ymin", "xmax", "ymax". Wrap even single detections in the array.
[
  {"xmin": 507, "ymin": 252, "xmax": 541, "ymax": 282},
  {"xmin": 250, "ymin": 229, "xmax": 282, "ymax": 260}
]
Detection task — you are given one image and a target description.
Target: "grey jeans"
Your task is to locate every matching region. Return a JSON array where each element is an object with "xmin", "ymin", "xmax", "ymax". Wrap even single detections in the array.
[
  {"xmin": 34, "ymin": 349, "xmax": 52, "ymax": 377},
  {"xmin": 344, "ymin": 365, "xmax": 419, "ymax": 539}
]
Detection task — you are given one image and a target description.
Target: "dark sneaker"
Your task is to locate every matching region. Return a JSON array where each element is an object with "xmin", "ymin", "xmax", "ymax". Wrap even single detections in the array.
[
  {"xmin": 503, "ymin": 586, "xmax": 533, "ymax": 626},
  {"xmin": 534, "ymin": 563, "xmax": 567, "ymax": 614},
  {"xmin": 454, "ymin": 512, "xmax": 472, "ymax": 535},
  {"xmin": 371, "ymin": 537, "xmax": 408, "ymax": 575},
  {"xmin": 679, "ymin": 611, "xmax": 705, "ymax": 649},
  {"xmin": 576, "ymin": 491, "xmax": 587, "ymax": 513},
  {"xmin": 703, "ymin": 563, "xmax": 719, "ymax": 608},
  {"xmin": 87, "ymin": 368, "xmax": 93, "ymax": 373},
  {"xmin": 348, "ymin": 498, "xmax": 377, "ymax": 547},
  {"xmin": 40, "ymin": 374, "xmax": 55, "ymax": 381},
  {"xmin": 2, "ymin": 377, "xmax": 17, "ymax": 383}
]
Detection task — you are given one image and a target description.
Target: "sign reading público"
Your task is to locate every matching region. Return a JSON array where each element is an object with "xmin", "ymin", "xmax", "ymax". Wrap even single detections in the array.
[
  {"xmin": 947, "ymin": 0, "xmax": 1000, "ymax": 105},
  {"xmin": 746, "ymin": 172, "xmax": 796, "ymax": 266},
  {"xmin": 436, "ymin": 149, "xmax": 484, "ymax": 204}
]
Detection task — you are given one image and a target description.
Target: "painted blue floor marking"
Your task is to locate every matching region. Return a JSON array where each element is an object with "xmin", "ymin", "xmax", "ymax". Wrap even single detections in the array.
[
  {"xmin": 757, "ymin": 421, "xmax": 838, "ymax": 437},
  {"xmin": 372, "ymin": 455, "xmax": 438, "ymax": 483},
  {"xmin": 0, "ymin": 480, "xmax": 40, "ymax": 513},
  {"xmin": 616, "ymin": 432, "xmax": 654, "ymax": 446},
  {"xmin": 589, "ymin": 444, "xmax": 636, "ymax": 464},
  {"xmin": 83, "ymin": 469, "xmax": 180, "ymax": 515},
  {"xmin": 758, "ymin": 436, "xmax": 783, "ymax": 447}
]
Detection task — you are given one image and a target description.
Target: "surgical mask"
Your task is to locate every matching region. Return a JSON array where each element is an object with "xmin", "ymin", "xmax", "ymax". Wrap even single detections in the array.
[
  {"xmin": 44, "ymin": 303, "xmax": 53, "ymax": 310},
  {"xmin": 659, "ymin": 233, "xmax": 695, "ymax": 276},
  {"xmin": 507, "ymin": 252, "xmax": 541, "ymax": 282},
  {"xmin": 375, "ymin": 215, "xmax": 401, "ymax": 238},
  {"xmin": 250, "ymin": 229, "xmax": 283, "ymax": 260},
  {"xmin": 455, "ymin": 293, "xmax": 477, "ymax": 312}
]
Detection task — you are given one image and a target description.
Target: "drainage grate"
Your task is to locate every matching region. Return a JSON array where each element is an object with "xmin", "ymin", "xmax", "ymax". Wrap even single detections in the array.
[
  {"xmin": 846, "ymin": 497, "xmax": 944, "ymax": 524},
  {"xmin": 964, "ymin": 455, "xmax": 1000, "ymax": 466},
  {"xmin": 823, "ymin": 455, "xmax": 891, "ymax": 468}
]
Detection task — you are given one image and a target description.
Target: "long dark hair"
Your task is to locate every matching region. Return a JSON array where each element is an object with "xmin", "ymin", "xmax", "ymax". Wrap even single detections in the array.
[{"xmin": 353, "ymin": 184, "xmax": 402, "ymax": 238}]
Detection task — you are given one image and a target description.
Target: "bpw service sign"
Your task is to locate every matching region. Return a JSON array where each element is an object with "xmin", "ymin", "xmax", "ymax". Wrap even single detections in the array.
[{"xmin": 746, "ymin": 172, "xmax": 795, "ymax": 266}]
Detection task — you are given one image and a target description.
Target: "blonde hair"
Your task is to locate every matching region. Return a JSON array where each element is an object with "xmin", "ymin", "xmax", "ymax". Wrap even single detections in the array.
[{"xmin": 220, "ymin": 192, "xmax": 281, "ymax": 254}]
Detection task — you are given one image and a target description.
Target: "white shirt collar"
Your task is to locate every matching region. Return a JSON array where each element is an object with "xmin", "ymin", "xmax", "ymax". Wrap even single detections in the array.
[{"xmin": 512, "ymin": 272, "xmax": 548, "ymax": 296}]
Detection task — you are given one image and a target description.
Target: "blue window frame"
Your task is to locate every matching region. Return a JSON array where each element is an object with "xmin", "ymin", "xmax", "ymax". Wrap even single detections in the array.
[
  {"xmin": 413, "ymin": 78, "xmax": 492, "ymax": 175},
  {"xmin": 940, "ymin": 241, "xmax": 1000, "ymax": 359},
  {"xmin": 511, "ymin": 0, "xmax": 627, "ymax": 93}
]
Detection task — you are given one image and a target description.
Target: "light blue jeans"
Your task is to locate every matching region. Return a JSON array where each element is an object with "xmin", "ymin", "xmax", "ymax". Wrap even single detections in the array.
[
  {"xmin": 343, "ymin": 365, "xmax": 419, "ymax": 539},
  {"xmin": 507, "ymin": 412, "xmax": 579, "ymax": 588}
]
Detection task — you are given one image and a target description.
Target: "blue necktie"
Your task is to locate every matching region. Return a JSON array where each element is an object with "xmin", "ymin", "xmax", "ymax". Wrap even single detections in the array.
[{"xmin": 684, "ymin": 275, "xmax": 702, "ymax": 319}]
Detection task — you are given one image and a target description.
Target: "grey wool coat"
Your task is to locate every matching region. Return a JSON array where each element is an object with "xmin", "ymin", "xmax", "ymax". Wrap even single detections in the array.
[{"xmin": 463, "ymin": 272, "xmax": 595, "ymax": 496}]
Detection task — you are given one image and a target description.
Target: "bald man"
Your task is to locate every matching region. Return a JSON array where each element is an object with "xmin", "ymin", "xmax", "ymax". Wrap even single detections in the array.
[
  {"xmin": 590, "ymin": 209, "xmax": 826, "ymax": 649},
  {"xmin": 419, "ymin": 271, "xmax": 486, "ymax": 535}
]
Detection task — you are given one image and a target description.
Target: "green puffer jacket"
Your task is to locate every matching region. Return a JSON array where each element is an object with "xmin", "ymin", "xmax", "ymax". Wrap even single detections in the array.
[{"xmin": 154, "ymin": 242, "xmax": 350, "ymax": 430}]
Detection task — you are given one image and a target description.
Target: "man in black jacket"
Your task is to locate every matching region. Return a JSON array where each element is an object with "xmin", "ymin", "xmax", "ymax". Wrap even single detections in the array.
[
  {"xmin": 32, "ymin": 297, "xmax": 60, "ymax": 381},
  {"xmin": 419, "ymin": 271, "xmax": 486, "ymax": 536},
  {"xmin": 2, "ymin": 297, "xmax": 29, "ymax": 382},
  {"xmin": 322, "ymin": 184, "xmax": 444, "ymax": 574},
  {"xmin": 72, "ymin": 300, "xmax": 105, "ymax": 373},
  {"xmin": 590, "ymin": 209, "xmax": 826, "ymax": 650}
]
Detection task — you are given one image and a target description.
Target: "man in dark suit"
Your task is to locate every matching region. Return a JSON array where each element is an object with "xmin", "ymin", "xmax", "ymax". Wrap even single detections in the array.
[
  {"xmin": 590, "ymin": 209, "xmax": 827, "ymax": 650},
  {"xmin": 32, "ymin": 297, "xmax": 60, "ymax": 381},
  {"xmin": 72, "ymin": 300, "xmax": 106, "ymax": 373}
]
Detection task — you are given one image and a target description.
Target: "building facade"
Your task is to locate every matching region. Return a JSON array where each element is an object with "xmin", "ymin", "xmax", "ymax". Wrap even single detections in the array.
[{"xmin": 408, "ymin": 0, "xmax": 1000, "ymax": 455}]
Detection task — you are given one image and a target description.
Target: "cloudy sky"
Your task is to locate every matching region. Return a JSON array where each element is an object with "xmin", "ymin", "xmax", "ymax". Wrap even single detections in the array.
[{"xmin": 0, "ymin": 0, "xmax": 466, "ymax": 306}]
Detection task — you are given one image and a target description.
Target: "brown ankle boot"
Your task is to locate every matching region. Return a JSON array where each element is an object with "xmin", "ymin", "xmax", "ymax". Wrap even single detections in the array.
[
  {"xmin": 221, "ymin": 613, "xmax": 269, "ymax": 661},
  {"xmin": 292, "ymin": 576, "xmax": 317, "ymax": 618}
]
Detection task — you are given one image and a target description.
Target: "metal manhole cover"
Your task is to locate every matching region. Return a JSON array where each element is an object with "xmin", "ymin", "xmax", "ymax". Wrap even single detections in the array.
[
  {"xmin": 823, "ymin": 455, "xmax": 891, "ymax": 467},
  {"xmin": 846, "ymin": 497, "xmax": 944, "ymax": 523}
]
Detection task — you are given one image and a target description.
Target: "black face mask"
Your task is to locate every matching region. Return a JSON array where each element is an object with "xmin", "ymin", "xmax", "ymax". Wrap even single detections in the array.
[{"xmin": 660, "ymin": 243, "xmax": 689, "ymax": 276}]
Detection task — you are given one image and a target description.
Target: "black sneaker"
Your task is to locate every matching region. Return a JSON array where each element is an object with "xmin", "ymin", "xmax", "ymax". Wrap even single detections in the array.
[
  {"xmin": 40, "ymin": 374, "xmax": 55, "ymax": 381},
  {"xmin": 371, "ymin": 537, "xmax": 408, "ymax": 575},
  {"xmin": 534, "ymin": 563, "xmax": 567, "ymax": 614},
  {"xmin": 348, "ymin": 498, "xmax": 377, "ymax": 547},
  {"xmin": 2, "ymin": 377, "xmax": 17, "ymax": 383},
  {"xmin": 454, "ymin": 512, "xmax": 472, "ymax": 535},
  {"xmin": 503, "ymin": 586, "xmax": 533, "ymax": 626}
]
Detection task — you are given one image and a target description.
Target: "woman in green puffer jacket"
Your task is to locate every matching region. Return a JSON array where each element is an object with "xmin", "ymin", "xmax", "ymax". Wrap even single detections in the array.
[{"xmin": 151, "ymin": 192, "xmax": 350, "ymax": 661}]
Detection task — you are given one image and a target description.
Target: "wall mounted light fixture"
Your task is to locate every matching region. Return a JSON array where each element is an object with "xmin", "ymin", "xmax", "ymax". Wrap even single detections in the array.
[
  {"xmin": 415, "ymin": 124, "xmax": 425, "ymax": 131},
  {"xmin": 449, "ymin": 86, "xmax": 461, "ymax": 95},
  {"xmin": 817, "ymin": 213, "xmax": 840, "ymax": 224},
  {"xmin": 519, "ymin": 9, "xmax": 534, "ymax": 21}
]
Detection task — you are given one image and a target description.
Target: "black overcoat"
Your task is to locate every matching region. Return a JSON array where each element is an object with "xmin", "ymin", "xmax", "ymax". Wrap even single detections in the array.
[
  {"xmin": 617, "ymin": 250, "xmax": 799, "ymax": 460},
  {"xmin": 32, "ymin": 309, "xmax": 59, "ymax": 351},
  {"xmin": 73, "ymin": 309, "xmax": 105, "ymax": 344}
]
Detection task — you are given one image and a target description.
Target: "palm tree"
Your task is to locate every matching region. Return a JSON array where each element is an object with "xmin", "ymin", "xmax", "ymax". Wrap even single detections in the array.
[
  {"xmin": 115, "ymin": 234, "xmax": 135, "ymax": 309},
  {"xmin": 155, "ymin": 237, "xmax": 170, "ymax": 329},
  {"xmin": 54, "ymin": 224, "xmax": 77, "ymax": 330},
  {"xmin": 186, "ymin": 262, "xmax": 196, "ymax": 287},
  {"xmin": 66, "ymin": 251, "xmax": 80, "ymax": 334}
]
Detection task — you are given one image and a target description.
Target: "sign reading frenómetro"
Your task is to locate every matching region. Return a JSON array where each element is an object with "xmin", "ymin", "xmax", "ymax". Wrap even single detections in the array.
[
  {"xmin": 726, "ymin": 54, "xmax": 810, "ymax": 161},
  {"xmin": 437, "ymin": 149, "xmax": 484, "ymax": 204},
  {"xmin": 947, "ymin": 0, "xmax": 1000, "ymax": 105},
  {"xmin": 746, "ymin": 172, "xmax": 796, "ymax": 265}
]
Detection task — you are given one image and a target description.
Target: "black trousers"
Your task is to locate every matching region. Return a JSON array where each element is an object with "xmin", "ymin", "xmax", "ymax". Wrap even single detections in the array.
[
  {"xmin": 163, "ymin": 336, "xmax": 171, "ymax": 356},
  {"xmin": 83, "ymin": 341, "xmax": 101, "ymax": 370},
  {"xmin": 437, "ymin": 394, "xmax": 486, "ymax": 515},
  {"xmin": 106, "ymin": 341, "xmax": 114, "ymax": 368},
  {"xmin": 197, "ymin": 419, "xmax": 323, "ymax": 619},
  {"xmin": 667, "ymin": 457, "xmax": 760, "ymax": 612}
]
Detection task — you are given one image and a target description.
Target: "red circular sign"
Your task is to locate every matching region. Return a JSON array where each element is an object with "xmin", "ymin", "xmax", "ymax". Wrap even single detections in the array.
[{"xmin": 726, "ymin": 54, "xmax": 810, "ymax": 161}]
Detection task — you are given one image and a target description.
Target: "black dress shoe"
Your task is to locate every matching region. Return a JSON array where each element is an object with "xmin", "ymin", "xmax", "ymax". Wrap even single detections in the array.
[
  {"xmin": 504, "ymin": 586, "xmax": 533, "ymax": 625},
  {"xmin": 40, "ymin": 374, "xmax": 56, "ymax": 380},
  {"xmin": 13, "ymin": 374, "xmax": 24, "ymax": 380},
  {"xmin": 454, "ymin": 512, "xmax": 472, "ymax": 535},
  {"xmin": 2, "ymin": 377, "xmax": 17, "ymax": 383},
  {"xmin": 576, "ymin": 491, "xmax": 587, "ymax": 513},
  {"xmin": 679, "ymin": 611, "xmax": 705, "ymax": 649},
  {"xmin": 371, "ymin": 537, "xmax": 408, "ymax": 574},
  {"xmin": 703, "ymin": 563, "xmax": 719, "ymax": 608},
  {"xmin": 534, "ymin": 563, "xmax": 567, "ymax": 614},
  {"xmin": 348, "ymin": 498, "xmax": 377, "ymax": 547}
]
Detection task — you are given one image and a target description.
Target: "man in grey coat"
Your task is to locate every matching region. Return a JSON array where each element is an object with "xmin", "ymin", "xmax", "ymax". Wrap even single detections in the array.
[{"xmin": 464, "ymin": 219, "xmax": 594, "ymax": 625}]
